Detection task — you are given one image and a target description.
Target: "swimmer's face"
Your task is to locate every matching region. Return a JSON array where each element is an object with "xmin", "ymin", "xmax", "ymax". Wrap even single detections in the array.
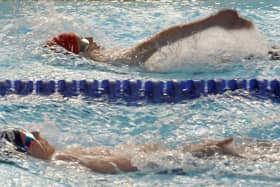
[{"xmin": 20, "ymin": 131, "xmax": 55, "ymax": 160}]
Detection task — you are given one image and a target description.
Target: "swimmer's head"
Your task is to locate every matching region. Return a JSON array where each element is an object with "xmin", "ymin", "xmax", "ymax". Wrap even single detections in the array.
[
  {"xmin": 47, "ymin": 32, "xmax": 80, "ymax": 54},
  {"xmin": 23, "ymin": 130, "xmax": 55, "ymax": 160},
  {"xmin": 47, "ymin": 32, "xmax": 98, "ymax": 55},
  {"xmin": 0, "ymin": 128, "xmax": 55, "ymax": 160}
]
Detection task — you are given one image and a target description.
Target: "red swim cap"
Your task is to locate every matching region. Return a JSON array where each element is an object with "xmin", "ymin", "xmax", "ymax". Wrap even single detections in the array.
[{"xmin": 48, "ymin": 32, "xmax": 79, "ymax": 54}]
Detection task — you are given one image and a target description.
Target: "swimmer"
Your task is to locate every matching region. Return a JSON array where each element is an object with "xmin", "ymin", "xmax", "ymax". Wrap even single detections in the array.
[
  {"xmin": 47, "ymin": 9, "xmax": 280, "ymax": 66},
  {"xmin": 1, "ymin": 127, "xmax": 279, "ymax": 174}
]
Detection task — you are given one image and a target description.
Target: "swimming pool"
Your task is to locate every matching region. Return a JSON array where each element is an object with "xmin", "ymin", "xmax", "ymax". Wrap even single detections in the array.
[{"xmin": 0, "ymin": 0, "xmax": 280, "ymax": 186}]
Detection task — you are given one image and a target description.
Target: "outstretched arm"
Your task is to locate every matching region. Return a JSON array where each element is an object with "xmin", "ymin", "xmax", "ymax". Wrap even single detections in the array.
[
  {"xmin": 129, "ymin": 9, "xmax": 254, "ymax": 64},
  {"xmin": 77, "ymin": 155, "xmax": 138, "ymax": 174},
  {"xmin": 56, "ymin": 153, "xmax": 137, "ymax": 174}
]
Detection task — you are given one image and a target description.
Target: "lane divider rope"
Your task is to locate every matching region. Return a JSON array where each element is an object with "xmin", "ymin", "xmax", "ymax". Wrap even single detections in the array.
[{"xmin": 0, "ymin": 79, "xmax": 278, "ymax": 102}]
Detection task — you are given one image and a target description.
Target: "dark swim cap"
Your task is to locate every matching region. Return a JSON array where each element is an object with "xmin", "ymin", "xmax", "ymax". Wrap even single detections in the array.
[
  {"xmin": 48, "ymin": 32, "xmax": 79, "ymax": 54},
  {"xmin": 0, "ymin": 128, "xmax": 26, "ymax": 152}
]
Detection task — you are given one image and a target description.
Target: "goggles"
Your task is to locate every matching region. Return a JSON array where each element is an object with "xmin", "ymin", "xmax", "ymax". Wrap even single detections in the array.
[
  {"xmin": 24, "ymin": 132, "xmax": 36, "ymax": 150},
  {"xmin": 79, "ymin": 38, "xmax": 90, "ymax": 52}
]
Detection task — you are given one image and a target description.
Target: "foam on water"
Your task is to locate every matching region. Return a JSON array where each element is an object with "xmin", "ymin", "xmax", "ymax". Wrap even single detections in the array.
[{"xmin": 144, "ymin": 27, "xmax": 270, "ymax": 72}]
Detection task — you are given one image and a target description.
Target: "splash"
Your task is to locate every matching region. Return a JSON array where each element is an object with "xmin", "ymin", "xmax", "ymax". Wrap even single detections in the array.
[
  {"xmin": 144, "ymin": 27, "xmax": 270, "ymax": 72},
  {"xmin": 130, "ymin": 150, "xmax": 212, "ymax": 173}
]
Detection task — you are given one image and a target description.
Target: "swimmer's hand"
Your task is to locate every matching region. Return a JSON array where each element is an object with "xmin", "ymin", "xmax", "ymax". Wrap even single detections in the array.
[{"xmin": 212, "ymin": 9, "xmax": 254, "ymax": 30}]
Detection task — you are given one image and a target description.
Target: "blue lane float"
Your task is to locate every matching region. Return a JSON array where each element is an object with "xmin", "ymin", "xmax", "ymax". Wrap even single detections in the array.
[{"xmin": 0, "ymin": 79, "xmax": 279, "ymax": 102}]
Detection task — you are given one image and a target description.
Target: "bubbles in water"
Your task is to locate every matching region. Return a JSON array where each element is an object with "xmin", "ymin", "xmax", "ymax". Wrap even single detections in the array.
[{"xmin": 144, "ymin": 27, "xmax": 270, "ymax": 72}]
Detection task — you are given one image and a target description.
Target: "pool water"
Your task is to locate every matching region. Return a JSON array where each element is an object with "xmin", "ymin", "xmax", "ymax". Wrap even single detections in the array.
[{"xmin": 0, "ymin": 0, "xmax": 280, "ymax": 186}]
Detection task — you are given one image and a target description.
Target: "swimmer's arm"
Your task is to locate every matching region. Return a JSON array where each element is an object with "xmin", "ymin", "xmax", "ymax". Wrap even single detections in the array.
[
  {"xmin": 76, "ymin": 155, "xmax": 138, "ymax": 174},
  {"xmin": 128, "ymin": 9, "xmax": 253, "ymax": 63},
  {"xmin": 55, "ymin": 153, "xmax": 137, "ymax": 174},
  {"xmin": 181, "ymin": 137, "xmax": 246, "ymax": 158},
  {"xmin": 181, "ymin": 137, "xmax": 233, "ymax": 153}
]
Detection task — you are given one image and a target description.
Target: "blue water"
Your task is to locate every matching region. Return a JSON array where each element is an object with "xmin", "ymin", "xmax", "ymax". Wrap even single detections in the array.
[{"xmin": 0, "ymin": 0, "xmax": 280, "ymax": 186}]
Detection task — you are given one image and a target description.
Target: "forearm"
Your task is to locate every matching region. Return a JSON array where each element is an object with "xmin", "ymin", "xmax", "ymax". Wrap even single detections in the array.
[
  {"xmin": 56, "ymin": 152, "xmax": 136, "ymax": 174},
  {"xmin": 77, "ymin": 155, "xmax": 138, "ymax": 174},
  {"xmin": 181, "ymin": 143, "xmax": 222, "ymax": 158},
  {"xmin": 78, "ymin": 156, "xmax": 119, "ymax": 174},
  {"xmin": 180, "ymin": 137, "xmax": 245, "ymax": 158}
]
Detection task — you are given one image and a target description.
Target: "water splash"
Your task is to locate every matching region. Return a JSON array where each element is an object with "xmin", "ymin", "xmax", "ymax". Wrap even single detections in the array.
[{"xmin": 144, "ymin": 27, "xmax": 270, "ymax": 72}]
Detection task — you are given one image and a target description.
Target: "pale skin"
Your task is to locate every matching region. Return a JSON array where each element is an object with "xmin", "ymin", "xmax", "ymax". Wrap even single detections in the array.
[
  {"xmin": 18, "ymin": 130, "xmax": 269, "ymax": 174},
  {"xmin": 68, "ymin": 9, "xmax": 279, "ymax": 65}
]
